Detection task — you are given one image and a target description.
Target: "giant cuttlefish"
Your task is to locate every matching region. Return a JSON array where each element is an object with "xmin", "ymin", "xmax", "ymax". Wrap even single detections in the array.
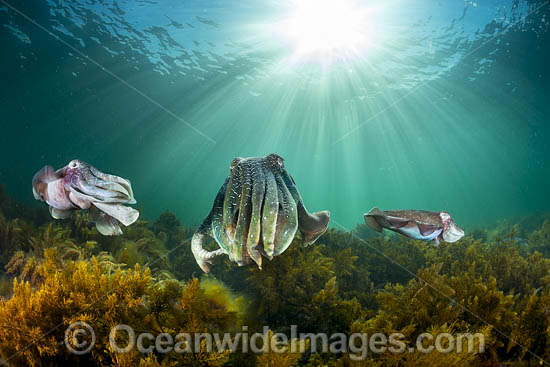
[
  {"xmin": 364, "ymin": 207, "xmax": 464, "ymax": 245},
  {"xmin": 192, "ymin": 153, "xmax": 330, "ymax": 273},
  {"xmin": 32, "ymin": 159, "xmax": 139, "ymax": 235}
]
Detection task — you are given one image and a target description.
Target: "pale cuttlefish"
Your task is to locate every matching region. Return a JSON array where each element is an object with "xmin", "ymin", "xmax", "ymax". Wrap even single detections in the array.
[
  {"xmin": 364, "ymin": 207, "xmax": 464, "ymax": 245},
  {"xmin": 32, "ymin": 159, "xmax": 139, "ymax": 235},
  {"xmin": 192, "ymin": 153, "xmax": 330, "ymax": 272}
]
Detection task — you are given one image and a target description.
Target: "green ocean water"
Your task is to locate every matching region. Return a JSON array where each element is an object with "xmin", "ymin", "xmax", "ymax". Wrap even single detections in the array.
[
  {"xmin": 0, "ymin": 0, "xmax": 549, "ymax": 232},
  {"xmin": 2, "ymin": 2, "xmax": 550, "ymax": 366}
]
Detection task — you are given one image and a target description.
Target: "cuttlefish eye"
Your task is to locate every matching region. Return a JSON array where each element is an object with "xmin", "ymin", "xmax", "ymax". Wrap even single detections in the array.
[
  {"xmin": 230, "ymin": 157, "xmax": 243, "ymax": 172},
  {"xmin": 68, "ymin": 160, "xmax": 78, "ymax": 169},
  {"xmin": 439, "ymin": 211, "xmax": 451, "ymax": 222},
  {"xmin": 266, "ymin": 153, "xmax": 284, "ymax": 170}
]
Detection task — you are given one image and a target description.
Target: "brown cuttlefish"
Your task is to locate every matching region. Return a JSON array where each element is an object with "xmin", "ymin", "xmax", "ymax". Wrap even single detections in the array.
[{"xmin": 364, "ymin": 207, "xmax": 464, "ymax": 245}]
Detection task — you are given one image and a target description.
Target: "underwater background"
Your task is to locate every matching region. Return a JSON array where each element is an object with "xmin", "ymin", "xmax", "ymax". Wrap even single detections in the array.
[
  {"xmin": 0, "ymin": 0, "xmax": 549, "ymax": 230},
  {"xmin": 0, "ymin": 0, "xmax": 550, "ymax": 366}
]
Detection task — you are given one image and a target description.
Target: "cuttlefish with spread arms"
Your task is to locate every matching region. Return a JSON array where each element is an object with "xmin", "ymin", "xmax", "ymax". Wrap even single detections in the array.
[
  {"xmin": 364, "ymin": 207, "xmax": 464, "ymax": 245},
  {"xmin": 192, "ymin": 153, "xmax": 330, "ymax": 273},
  {"xmin": 32, "ymin": 159, "xmax": 139, "ymax": 235}
]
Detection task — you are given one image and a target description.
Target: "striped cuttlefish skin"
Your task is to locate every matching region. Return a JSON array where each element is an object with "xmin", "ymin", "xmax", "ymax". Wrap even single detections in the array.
[{"xmin": 191, "ymin": 154, "xmax": 330, "ymax": 273}]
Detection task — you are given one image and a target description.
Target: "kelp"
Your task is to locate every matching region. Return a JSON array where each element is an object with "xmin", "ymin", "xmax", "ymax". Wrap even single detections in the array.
[
  {"xmin": 255, "ymin": 329, "xmax": 309, "ymax": 367},
  {"xmin": 0, "ymin": 256, "xmax": 242, "ymax": 366},
  {"xmin": 1, "ymin": 188, "xmax": 550, "ymax": 366},
  {"xmin": 244, "ymin": 241, "xmax": 366, "ymax": 334},
  {"xmin": 0, "ymin": 210, "xmax": 28, "ymax": 270},
  {"xmin": 528, "ymin": 220, "xmax": 550, "ymax": 257}
]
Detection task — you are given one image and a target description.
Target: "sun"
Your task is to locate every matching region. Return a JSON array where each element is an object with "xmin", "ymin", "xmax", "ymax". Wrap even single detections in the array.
[{"xmin": 280, "ymin": 0, "xmax": 372, "ymax": 63}]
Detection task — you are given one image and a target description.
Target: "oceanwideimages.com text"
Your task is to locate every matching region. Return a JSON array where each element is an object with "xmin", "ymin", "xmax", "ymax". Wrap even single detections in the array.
[{"xmin": 65, "ymin": 322, "xmax": 485, "ymax": 360}]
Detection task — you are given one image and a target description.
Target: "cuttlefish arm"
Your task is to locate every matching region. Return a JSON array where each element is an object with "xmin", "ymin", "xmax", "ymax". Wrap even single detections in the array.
[
  {"xmin": 89, "ymin": 165, "xmax": 135, "ymax": 203},
  {"xmin": 49, "ymin": 207, "xmax": 73, "ymax": 219},
  {"xmin": 89, "ymin": 206, "xmax": 122, "ymax": 236},
  {"xmin": 280, "ymin": 169, "xmax": 330, "ymax": 245},
  {"xmin": 441, "ymin": 213, "xmax": 465, "ymax": 242},
  {"xmin": 272, "ymin": 174, "xmax": 298, "ymax": 257},
  {"xmin": 191, "ymin": 178, "xmax": 230, "ymax": 273},
  {"xmin": 211, "ymin": 177, "xmax": 231, "ymax": 254},
  {"xmin": 247, "ymin": 162, "xmax": 266, "ymax": 268},
  {"xmin": 442, "ymin": 223, "xmax": 464, "ymax": 242},
  {"xmin": 93, "ymin": 202, "xmax": 139, "ymax": 227},
  {"xmin": 232, "ymin": 160, "xmax": 254, "ymax": 266},
  {"xmin": 261, "ymin": 169, "xmax": 279, "ymax": 259},
  {"xmin": 68, "ymin": 190, "xmax": 92, "ymax": 209},
  {"xmin": 63, "ymin": 161, "xmax": 136, "ymax": 205},
  {"xmin": 71, "ymin": 177, "xmax": 134, "ymax": 204},
  {"xmin": 222, "ymin": 159, "xmax": 242, "ymax": 259}
]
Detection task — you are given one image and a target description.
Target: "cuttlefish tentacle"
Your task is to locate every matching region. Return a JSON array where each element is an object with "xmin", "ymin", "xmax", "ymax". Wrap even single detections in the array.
[
  {"xmin": 261, "ymin": 169, "xmax": 279, "ymax": 259},
  {"xmin": 247, "ymin": 162, "xmax": 266, "ymax": 268},
  {"xmin": 273, "ymin": 174, "xmax": 298, "ymax": 257},
  {"xmin": 280, "ymin": 170, "xmax": 330, "ymax": 245},
  {"xmin": 233, "ymin": 160, "xmax": 253, "ymax": 266}
]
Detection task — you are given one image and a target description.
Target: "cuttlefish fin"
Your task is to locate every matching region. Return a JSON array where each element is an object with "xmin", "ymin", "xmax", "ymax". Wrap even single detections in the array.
[
  {"xmin": 92, "ymin": 202, "xmax": 139, "ymax": 226},
  {"xmin": 89, "ymin": 206, "xmax": 122, "ymax": 236},
  {"xmin": 364, "ymin": 207, "xmax": 383, "ymax": 232},
  {"xmin": 49, "ymin": 206, "xmax": 73, "ymax": 219},
  {"xmin": 191, "ymin": 226, "xmax": 226, "ymax": 273},
  {"xmin": 365, "ymin": 207, "xmax": 384, "ymax": 216},
  {"xmin": 37, "ymin": 165, "xmax": 63, "ymax": 182},
  {"xmin": 297, "ymin": 201, "xmax": 330, "ymax": 245},
  {"xmin": 33, "ymin": 165, "xmax": 63, "ymax": 200}
]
